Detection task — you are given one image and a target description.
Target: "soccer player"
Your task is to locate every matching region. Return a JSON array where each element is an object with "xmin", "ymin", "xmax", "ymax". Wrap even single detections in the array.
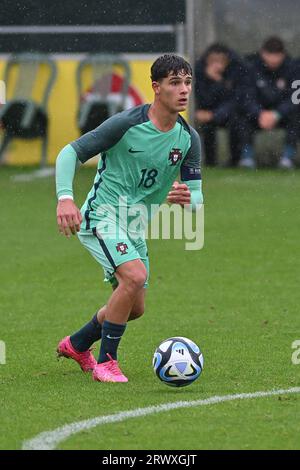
[{"xmin": 55, "ymin": 54, "xmax": 203, "ymax": 383}]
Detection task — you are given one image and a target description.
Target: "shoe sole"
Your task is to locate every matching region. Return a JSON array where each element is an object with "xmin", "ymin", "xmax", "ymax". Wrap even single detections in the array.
[
  {"xmin": 93, "ymin": 376, "xmax": 128, "ymax": 383},
  {"xmin": 92, "ymin": 372, "xmax": 128, "ymax": 383},
  {"xmin": 56, "ymin": 346, "xmax": 94, "ymax": 372}
]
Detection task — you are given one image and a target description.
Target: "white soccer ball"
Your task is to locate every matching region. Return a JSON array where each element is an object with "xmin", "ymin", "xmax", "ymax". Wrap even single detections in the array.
[{"xmin": 153, "ymin": 336, "xmax": 204, "ymax": 387}]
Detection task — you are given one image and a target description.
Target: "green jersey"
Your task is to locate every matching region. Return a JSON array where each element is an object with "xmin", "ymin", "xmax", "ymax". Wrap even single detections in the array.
[{"xmin": 71, "ymin": 104, "xmax": 201, "ymax": 231}]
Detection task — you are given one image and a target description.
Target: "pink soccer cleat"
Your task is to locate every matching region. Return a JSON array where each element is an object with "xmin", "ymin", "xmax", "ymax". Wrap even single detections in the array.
[
  {"xmin": 57, "ymin": 336, "xmax": 97, "ymax": 372},
  {"xmin": 92, "ymin": 354, "xmax": 128, "ymax": 383}
]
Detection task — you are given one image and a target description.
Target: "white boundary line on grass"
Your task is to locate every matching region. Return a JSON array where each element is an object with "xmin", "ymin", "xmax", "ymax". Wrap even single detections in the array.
[
  {"xmin": 22, "ymin": 387, "xmax": 300, "ymax": 450},
  {"xmin": 11, "ymin": 168, "xmax": 55, "ymax": 182}
]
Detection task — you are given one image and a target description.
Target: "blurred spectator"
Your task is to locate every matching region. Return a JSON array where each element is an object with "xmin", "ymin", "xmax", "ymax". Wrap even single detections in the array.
[
  {"xmin": 241, "ymin": 36, "xmax": 298, "ymax": 169},
  {"xmin": 194, "ymin": 43, "xmax": 248, "ymax": 167}
]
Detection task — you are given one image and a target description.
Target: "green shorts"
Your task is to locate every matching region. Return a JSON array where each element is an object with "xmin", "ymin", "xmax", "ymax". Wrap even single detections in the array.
[{"xmin": 77, "ymin": 226, "xmax": 149, "ymax": 288}]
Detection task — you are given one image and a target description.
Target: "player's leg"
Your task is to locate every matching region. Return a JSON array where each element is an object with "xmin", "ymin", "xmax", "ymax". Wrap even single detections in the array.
[
  {"xmin": 62, "ymin": 284, "xmax": 146, "ymax": 370},
  {"xmin": 93, "ymin": 233, "xmax": 150, "ymax": 382},
  {"xmin": 94, "ymin": 235, "xmax": 149, "ymax": 366},
  {"xmin": 57, "ymin": 227, "xmax": 147, "ymax": 380},
  {"xmin": 96, "ymin": 288, "xmax": 146, "ymax": 324},
  {"xmin": 97, "ymin": 240, "xmax": 148, "ymax": 323},
  {"xmin": 91, "ymin": 259, "xmax": 146, "ymax": 382},
  {"xmin": 125, "ymin": 236, "xmax": 148, "ymax": 321},
  {"xmin": 129, "ymin": 287, "xmax": 146, "ymax": 319},
  {"xmin": 69, "ymin": 258, "xmax": 148, "ymax": 356},
  {"xmin": 96, "ymin": 259, "xmax": 146, "ymax": 366},
  {"xmin": 102, "ymin": 258, "xmax": 147, "ymax": 324}
]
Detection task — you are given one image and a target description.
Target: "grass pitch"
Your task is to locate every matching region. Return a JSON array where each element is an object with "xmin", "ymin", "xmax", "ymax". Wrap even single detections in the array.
[{"xmin": 0, "ymin": 166, "xmax": 300, "ymax": 450}]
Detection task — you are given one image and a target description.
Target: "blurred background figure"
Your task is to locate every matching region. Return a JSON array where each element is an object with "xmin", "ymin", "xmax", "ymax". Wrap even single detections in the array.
[
  {"xmin": 241, "ymin": 37, "xmax": 298, "ymax": 169},
  {"xmin": 194, "ymin": 43, "xmax": 248, "ymax": 167}
]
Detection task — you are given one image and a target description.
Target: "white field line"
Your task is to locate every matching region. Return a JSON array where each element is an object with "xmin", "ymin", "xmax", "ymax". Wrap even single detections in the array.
[
  {"xmin": 11, "ymin": 168, "xmax": 55, "ymax": 182},
  {"xmin": 22, "ymin": 387, "xmax": 300, "ymax": 450}
]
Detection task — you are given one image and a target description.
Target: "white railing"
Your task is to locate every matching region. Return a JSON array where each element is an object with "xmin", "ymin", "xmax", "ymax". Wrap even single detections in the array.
[{"xmin": 0, "ymin": 24, "xmax": 185, "ymax": 54}]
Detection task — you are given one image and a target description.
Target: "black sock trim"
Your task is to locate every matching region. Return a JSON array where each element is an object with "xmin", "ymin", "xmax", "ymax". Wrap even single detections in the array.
[{"xmin": 92, "ymin": 227, "xmax": 117, "ymax": 270}]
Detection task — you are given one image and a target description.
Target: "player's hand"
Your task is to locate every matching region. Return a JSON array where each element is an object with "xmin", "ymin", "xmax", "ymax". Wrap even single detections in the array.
[
  {"xmin": 167, "ymin": 181, "xmax": 191, "ymax": 207},
  {"xmin": 57, "ymin": 199, "xmax": 82, "ymax": 238}
]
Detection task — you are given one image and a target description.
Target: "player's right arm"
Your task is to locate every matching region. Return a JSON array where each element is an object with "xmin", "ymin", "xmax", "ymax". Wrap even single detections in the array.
[
  {"xmin": 55, "ymin": 111, "xmax": 133, "ymax": 237},
  {"xmin": 56, "ymin": 144, "xmax": 82, "ymax": 238}
]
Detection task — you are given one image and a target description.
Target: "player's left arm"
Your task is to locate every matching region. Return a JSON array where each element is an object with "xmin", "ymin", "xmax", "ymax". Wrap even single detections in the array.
[{"xmin": 167, "ymin": 127, "xmax": 203, "ymax": 210}]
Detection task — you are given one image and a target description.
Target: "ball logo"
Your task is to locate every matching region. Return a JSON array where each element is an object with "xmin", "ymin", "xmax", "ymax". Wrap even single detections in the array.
[
  {"xmin": 176, "ymin": 348, "xmax": 184, "ymax": 355},
  {"xmin": 168, "ymin": 148, "xmax": 183, "ymax": 166},
  {"xmin": 116, "ymin": 242, "xmax": 128, "ymax": 255}
]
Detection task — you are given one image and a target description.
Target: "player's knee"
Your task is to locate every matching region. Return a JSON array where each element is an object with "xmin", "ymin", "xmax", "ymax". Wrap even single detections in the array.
[
  {"xmin": 129, "ymin": 304, "xmax": 145, "ymax": 320},
  {"xmin": 127, "ymin": 270, "xmax": 147, "ymax": 291},
  {"xmin": 121, "ymin": 268, "xmax": 147, "ymax": 292}
]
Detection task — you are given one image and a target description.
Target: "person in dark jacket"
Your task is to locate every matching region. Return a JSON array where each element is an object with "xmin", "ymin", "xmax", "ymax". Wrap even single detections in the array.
[
  {"xmin": 194, "ymin": 43, "xmax": 248, "ymax": 167},
  {"xmin": 241, "ymin": 36, "xmax": 298, "ymax": 169}
]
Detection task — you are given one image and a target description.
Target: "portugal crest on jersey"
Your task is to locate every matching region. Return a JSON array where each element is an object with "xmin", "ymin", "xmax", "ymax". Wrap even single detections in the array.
[
  {"xmin": 116, "ymin": 242, "xmax": 128, "ymax": 255},
  {"xmin": 168, "ymin": 148, "xmax": 183, "ymax": 166}
]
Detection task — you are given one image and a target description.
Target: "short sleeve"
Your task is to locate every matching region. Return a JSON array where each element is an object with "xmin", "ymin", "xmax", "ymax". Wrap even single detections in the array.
[{"xmin": 70, "ymin": 112, "xmax": 131, "ymax": 163}]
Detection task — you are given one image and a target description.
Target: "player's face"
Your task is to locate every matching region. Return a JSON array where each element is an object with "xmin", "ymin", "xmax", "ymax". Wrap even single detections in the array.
[{"xmin": 153, "ymin": 71, "xmax": 192, "ymax": 112}]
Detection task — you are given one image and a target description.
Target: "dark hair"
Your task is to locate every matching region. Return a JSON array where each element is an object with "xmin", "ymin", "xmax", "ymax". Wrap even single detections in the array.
[
  {"xmin": 204, "ymin": 43, "xmax": 230, "ymax": 57},
  {"xmin": 151, "ymin": 54, "xmax": 192, "ymax": 82},
  {"xmin": 261, "ymin": 36, "xmax": 285, "ymax": 53},
  {"xmin": 201, "ymin": 43, "xmax": 230, "ymax": 65}
]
